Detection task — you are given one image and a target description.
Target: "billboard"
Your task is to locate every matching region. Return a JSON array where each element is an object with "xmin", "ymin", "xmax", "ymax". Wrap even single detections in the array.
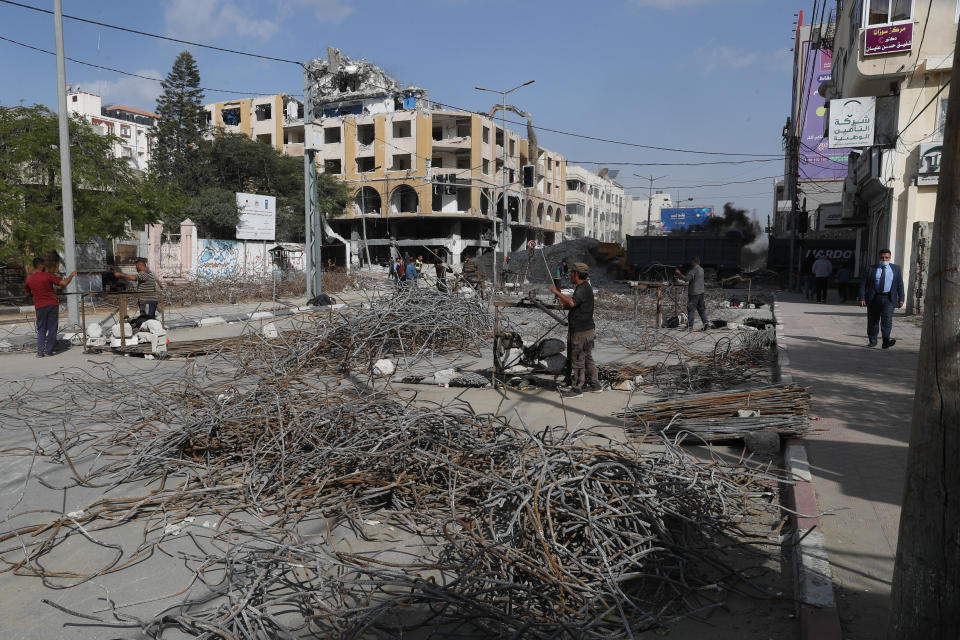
[
  {"xmin": 799, "ymin": 43, "xmax": 850, "ymax": 181},
  {"xmin": 236, "ymin": 192, "xmax": 276, "ymax": 241},
  {"xmin": 917, "ymin": 142, "xmax": 942, "ymax": 186},
  {"xmin": 660, "ymin": 207, "xmax": 713, "ymax": 231},
  {"xmin": 828, "ymin": 96, "xmax": 876, "ymax": 148},
  {"xmin": 865, "ymin": 22, "xmax": 913, "ymax": 56}
]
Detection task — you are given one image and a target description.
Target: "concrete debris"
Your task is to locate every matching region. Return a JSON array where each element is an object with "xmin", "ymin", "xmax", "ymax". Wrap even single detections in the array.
[
  {"xmin": 262, "ymin": 322, "xmax": 279, "ymax": 339},
  {"xmin": 304, "ymin": 47, "xmax": 427, "ymax": 115},
  {"xmin": 373, "ymin": 358, "xmax": 395, "ymax": 377}
]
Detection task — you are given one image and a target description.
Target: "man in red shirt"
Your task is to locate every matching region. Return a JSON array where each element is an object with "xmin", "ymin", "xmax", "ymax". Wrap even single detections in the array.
[{"xmin": 24, "ymin": 258, "xmax": 76, "ymax": 358}]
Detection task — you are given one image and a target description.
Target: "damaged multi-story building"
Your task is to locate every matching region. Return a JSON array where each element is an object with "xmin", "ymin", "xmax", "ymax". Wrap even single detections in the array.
[
  {"xmin": 302, "ymin": 50, "xmax": 566, "ymax": 267},
  {"xmin": 203, "ymin": 94, "xmax": 306, "ymax": 157}
]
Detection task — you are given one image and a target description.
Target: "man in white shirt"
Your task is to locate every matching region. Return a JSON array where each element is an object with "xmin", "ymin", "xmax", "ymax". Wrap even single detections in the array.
[{"xmin": 811, "ymin": 254, "xmax": 833, "ymax": 303}]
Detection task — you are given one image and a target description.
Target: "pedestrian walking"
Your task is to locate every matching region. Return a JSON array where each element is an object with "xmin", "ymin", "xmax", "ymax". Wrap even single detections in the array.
[
  {"xmin": 675, "ymin": 257, "xmax": 708, "ymax": 331},
  {"xmin": 859, "ymin": 249, "xmax": 905, "ymax": 348},
  {"xmin": 113, "ymin": 258, "xmax": 161, "ymax": 323},
  {"xmin": 836, "ymin": 262, "xmax": 854, "ymax": 302},
  {"xmin": 390, "ymin": 257, "xmax": 401, "ymax": 289},
  {"xmin": 404, "ymin": 259, "xmax": 418, "ymax": 288},
  {"xmin": 812, "ymin": 254, "xmax": 833, "ymax": 303},
  {"xmin": 553, "ymin": 258, "xmax": 568, "ymax": 292},
  {"xmin": 24, "ymin": 258, "xmax": 76, "ymax": 358},
  {"xmin": 549, "ymin": 262, "xmax": 601, "ymax": 398}
]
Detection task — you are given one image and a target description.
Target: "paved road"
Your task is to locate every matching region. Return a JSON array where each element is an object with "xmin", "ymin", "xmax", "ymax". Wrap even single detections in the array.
[{"xmin": 776, "ymin": 293, "xmax": 920, "ymax": 640}]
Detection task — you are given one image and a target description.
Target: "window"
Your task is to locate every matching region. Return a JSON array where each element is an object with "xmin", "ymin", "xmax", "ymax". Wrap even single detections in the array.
[
  {"xmin": 456, "ymin": 119, "xmax": 471, "ymax": 137},
  {"xmin": 509, "ymin": 169, "xmax": 515, "ymax": 183},
  {"xmin": 865, "ymin": 0, "xmax": 912, "ymax": 25},
  {"xmin": 456, "ymin": 153, "xmax": 470, "ymax": 169},
  {"xmin": 120, "ymin": 125, "xmax": 131, "ymax": 138},
  {"xmin": 71, "ymin": 95, "xmax": 77, "ymax": 102},
  {"xmin": 324, "ymin": 159, "xmax": 342, "ymax": 174},
  {"xmin": 221, "ymin": 107, "xmax": 241, "ymax": 126},
  {"xmin": 547, "ymin": 182, "xmax": 552, "ymax": 194},
  {"xmin": 357, "ymin": 124, "xmax": 375, "ymax": 146},
  {"xmin": 432, "ymin": 156, "xmax": 443, "ymax": 168},
  {"xmin": 509, "ymin": 139, "xmax": 515, "ymax": 156},
  {"xmin": 324, "ymin": 127, "xmax": 341, "ymax": 143},
  {"xmin": 482, "ymin": 126, "xmax": 490, "ymax": 143},
  {"xmin": 255, "ymin": 103, "xmax": 272, "ymax": 121},
  {"xmin": 547, "ymin": 157, "xmax": 553, "ymax": 170},
  {"xmin": 256, "ymin": 133, "xmax": 272, "ymax": 145},
  {"xmin": 357, "ymin": 157, "xmax": 376, "ymax": 173},
  {"xmin": 391, "ymin": 153, "xmax": 412, "ymax": 170},
  {"xmin": 482, "ymin": 159, "xmax": 490, "ymax": 174},
  {"xmin": 392, "ymin": 120, "xmax": 411, "ymax": 138},
  {"xmin": 204, "ymin": 110, "xmax": 213, "ymax": 124},
  {"xmin": 495, "ymin": 128, "xmax": 504, "ymax": 146}
]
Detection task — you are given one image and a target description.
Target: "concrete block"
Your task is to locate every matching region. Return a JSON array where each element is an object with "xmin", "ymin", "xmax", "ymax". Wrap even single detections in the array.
[{"xmin": 744, "ymin": 431, "xmax": 780, "ymax": 455}]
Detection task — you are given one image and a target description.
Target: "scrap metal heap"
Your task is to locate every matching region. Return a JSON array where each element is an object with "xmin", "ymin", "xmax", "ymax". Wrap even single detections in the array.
[{"xmin": 0, "ymin": 286, "xmax": 798, "ymax": 639}]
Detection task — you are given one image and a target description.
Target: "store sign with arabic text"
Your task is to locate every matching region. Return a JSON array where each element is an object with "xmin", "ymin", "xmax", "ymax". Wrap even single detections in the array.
[
  {"xmin": 828, "ymin": 97, "xmax": 876, "ymax": 148},
  {"xmin": 917, "ymin": 142, "xmax": 942, "ymax": 186},
  {"xmin": 864, "ymin": 23, "xmax": 913, "ymax": 56}
]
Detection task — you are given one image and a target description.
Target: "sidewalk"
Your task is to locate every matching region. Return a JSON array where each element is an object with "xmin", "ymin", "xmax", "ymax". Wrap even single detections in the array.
[{"xmin": 776, "ymin": 292, "xmax": 919, "ymax": 640}]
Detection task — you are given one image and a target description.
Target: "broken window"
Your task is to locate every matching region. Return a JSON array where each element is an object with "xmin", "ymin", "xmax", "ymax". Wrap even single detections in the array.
[
  {"xmin": 456, "ymin": 119, "xmax": 471, "ymax": 137},
  {"xmin": 356, "ymin": 157, "xmax": 377, "ymax": 173},
  {"xmin": 495, "ymin": 159, "xmax": 503, "ymax": 174},
  {"xmin": 392, "ymin": 120, "xmax": 411, "ymax": 138},
  {"xmin": 324, "ymin": 127, "xmax": 341, "ymax": 143},
  {"xmin": 482, "ymin": 159, "xmax": 490, "ymax": 175},
  {"xmin": 221, "ymin": 107, "xmax": 241, "ymax": 126},
  {"xmin": 324, "ymin": 159, "xmax": 342, "ymax": 174},
  {"xmin": 204, "ymin": 110, "xmax": 213, "ymax": 124},
  {"xmin": 432, "ymin": 156, "xmax": 443, "ymax": 168},
  {"xmin": 495, "ymin": 128, "xmax": 504, "ymax": 146},
  {"xmin": 547, "ymin": 157, "xmax": 553, "ymax": 171},
  {"xmin": 357, "ymin": 124, "xmax": 375, "ymax": 146},
  {"xmin": 255, "ymin": 103, "xmax": 272, "ymax": 121},
  {"xmin": 482, "ymin": 126, "xmax": 490, "ymax": 143},
  {"xmin": 456, "ymin": 154, "xmax": 470, "ymax": 170},
  {"xmin": 432, "ymin": 127, "xmax": 443, "ymax": 141},
  {"xmin": 391, "ymin": 154, "xmax": 412, "ymax": 170}
]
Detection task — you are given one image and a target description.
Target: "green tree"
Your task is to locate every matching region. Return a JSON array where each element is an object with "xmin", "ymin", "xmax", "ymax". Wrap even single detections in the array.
[
  {"xmin": 0, "ymin": 104, "xmax": 164, "ymax": 263},
  {"xmin": 152, "ymin": 51, "xmax": 204, "ymax": 193},
  {"xmin": 183, "ymin": 132, "xmax": 348, "ymax": 241}
]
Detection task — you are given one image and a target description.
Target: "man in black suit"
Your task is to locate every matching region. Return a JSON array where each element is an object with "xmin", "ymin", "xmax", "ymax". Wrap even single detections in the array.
[{"xmin": 858, "ymin": 249, "xmax": 905, "ymax": 349}]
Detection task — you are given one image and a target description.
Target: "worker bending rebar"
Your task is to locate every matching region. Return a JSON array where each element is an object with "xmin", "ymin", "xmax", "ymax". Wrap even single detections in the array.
[{"xmin": 549, "ymin": 262, "xmax": 601, "ymax": 398}]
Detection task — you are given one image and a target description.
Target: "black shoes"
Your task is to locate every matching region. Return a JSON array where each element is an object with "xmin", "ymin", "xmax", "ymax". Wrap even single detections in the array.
[
  {"xmin": 882, "ymin": 338, "xmax": 896, "ymax": 349},
  {"xmin": 583, "ymin": 382, "xmax": 603, "ymax": 394},
  {"xmin": 559, "ymin": 388, "xmax": 583, "ymax": 399},
  {"xmin": 867, "ymin": 341, "xmax": 877, "ymax": 347}
]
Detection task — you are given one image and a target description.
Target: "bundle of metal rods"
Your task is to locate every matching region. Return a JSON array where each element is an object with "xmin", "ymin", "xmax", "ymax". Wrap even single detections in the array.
[
  {"xmin": 615, "ymin": 385, "xmax": 812, "ymax": 442},
  {"xmin": 0, "ymin": 351, "xmax": 789, "ymax": 638}
]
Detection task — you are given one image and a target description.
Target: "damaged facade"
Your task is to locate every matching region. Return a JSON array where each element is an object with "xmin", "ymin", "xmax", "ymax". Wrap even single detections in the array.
[
  {"xmin": 203, "ymin": 94, "xmax": 306, "ymax": 157},
  {"xmin": 564, "ymin": 166, "xmax": 627, "ymax": 242},
  {"xmin": 304, "ymin": 50, "xmax": 566, "ymax": 266}
]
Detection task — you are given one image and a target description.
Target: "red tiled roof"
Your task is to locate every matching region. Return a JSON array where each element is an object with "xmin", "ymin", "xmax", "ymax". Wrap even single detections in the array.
[{"xmin": 104, "ymin": 104, "xmax": 160, "ymax": 119}]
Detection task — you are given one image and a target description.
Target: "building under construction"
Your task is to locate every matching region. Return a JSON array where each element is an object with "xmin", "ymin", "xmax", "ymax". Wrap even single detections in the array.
[{"xmin": 304, "ymin": 50, "xmax": 566, "ymax": 267}]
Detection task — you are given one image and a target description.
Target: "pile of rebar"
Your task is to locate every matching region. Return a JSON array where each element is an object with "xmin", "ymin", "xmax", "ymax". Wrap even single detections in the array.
[
  {"xmin": 615, "ymin": 385, "xmax": 812, "ymax": 442},
  {"xmin": 0, "ymin": 349, "xmax": 789, "ymax": 638}
]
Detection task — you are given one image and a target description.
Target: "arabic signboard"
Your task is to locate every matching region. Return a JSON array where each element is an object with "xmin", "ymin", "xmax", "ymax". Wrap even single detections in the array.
[
  {"xmin": 236, "ymin": 192, "xmax": 276, "ymax": 241},
  {"xmin": 917, "ymin": 142, "xmax": 942, "ymax": 186},
  {"xmin": 660, "ymin": 207, "xmax": 713, "ymax": 232},
  {"xmin": 828, "ymin": 97, "xmax": 876, "ymax": 148},
  {"xmin": 799, "ymin": 44, "xmax": 849, "ymax": 180},
  {"xmin": 865, "ymin": 23, "xmax": 913, "ymax": 56}
]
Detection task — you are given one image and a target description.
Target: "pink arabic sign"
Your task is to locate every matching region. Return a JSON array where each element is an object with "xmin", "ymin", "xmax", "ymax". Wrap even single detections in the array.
[{"xmin": 864, "ymin": 22, "xmax": 913, "ymax": 56}]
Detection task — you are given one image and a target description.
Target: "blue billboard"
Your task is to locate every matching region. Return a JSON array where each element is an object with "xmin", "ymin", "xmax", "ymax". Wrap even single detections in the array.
[{"xmin": 661, "ymin": 207, "xmax": 713, "ymax": 231}]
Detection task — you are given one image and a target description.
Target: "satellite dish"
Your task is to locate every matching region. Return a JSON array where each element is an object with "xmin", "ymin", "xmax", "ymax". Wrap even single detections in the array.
[{"xmin": 66, "ymin": 83, "xmax": 72, "ymax": 92}]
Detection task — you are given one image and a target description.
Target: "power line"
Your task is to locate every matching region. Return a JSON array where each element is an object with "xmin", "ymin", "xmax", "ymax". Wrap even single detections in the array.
[
  {"xmin": 0, "ymin": 34, "xmax": 285, "ymax": 95},
  {"xmin": 622, "ymin": 174, "xmax": 782, "ymax": 190},
  {"xmin": 0, "ymin": 0, "xmax": 301, "ymax": 65},
  {"xmin": 2, "ymin": 0, "xmax": 788, "ymax": 166},
  {"xmin": 566, "ymin": 158, "xmax": 782, "ymax": 167}
]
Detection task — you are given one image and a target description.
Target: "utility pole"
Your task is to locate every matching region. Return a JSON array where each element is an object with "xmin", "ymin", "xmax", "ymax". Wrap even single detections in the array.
[
  {"xmin": 476, "ymin": 80, "xmax": 534, "ymax": 291},
  {"xmin": 786, "ymin": 133, "xmax": 800, "ymax": 291},
  {"xmin": 302, "ymin": 65, "xmax": 322, "ymax": 299},
  {"xmin": 634, "ymin": 173, "xmax": 668, "ymax": 236},
  {"xmin": 887, "ymin": 22, "xmax": 960, "ymax": 638},
  {"xmin": 53, "ymin": 0, "xmax": 78, "ymax": 325}
]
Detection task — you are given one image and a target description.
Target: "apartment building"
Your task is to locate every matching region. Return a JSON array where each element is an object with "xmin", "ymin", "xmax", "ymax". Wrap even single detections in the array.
[
  {"xmin": 564, "ymin": 166, "xmax": 625, "ymax": 242},
  {"xmin": 203, "ymin": 94, "xmax": 306, "ymax": 157},
  {"xmin": 67, "ymin": 91, "xmax": 157, "ymax": 172},
  {"xmin": 823, "ymin": 0, "xmax": 956, "ymax": 312},
  {"xmin": 628, "ymin": 192, "xmax": 673, "ymax": 236},
  {"xmin": 303, "ymin": 52, "xmax": 565, "ymax": 266}
]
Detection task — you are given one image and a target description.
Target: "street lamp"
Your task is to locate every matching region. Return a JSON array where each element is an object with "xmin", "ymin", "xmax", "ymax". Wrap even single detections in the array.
[
  {"xmin": 476, "ymin": 79, "xmax": 534, "ymax": 290},
  {"xmin": 634, "ymin": 173, "xmax": 668, "ymax": 236}
]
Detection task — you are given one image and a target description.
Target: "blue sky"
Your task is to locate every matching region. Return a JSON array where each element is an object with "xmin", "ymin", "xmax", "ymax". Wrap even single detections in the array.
[{"xmin": 0, "ymin": 0, "xmax": 796, "ymax": 217}]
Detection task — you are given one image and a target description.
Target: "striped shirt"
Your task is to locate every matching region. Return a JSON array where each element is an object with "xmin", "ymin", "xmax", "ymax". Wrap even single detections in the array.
[{"xmin": 136, "ymin": 269, "xmax": 159, "ymax": 302}]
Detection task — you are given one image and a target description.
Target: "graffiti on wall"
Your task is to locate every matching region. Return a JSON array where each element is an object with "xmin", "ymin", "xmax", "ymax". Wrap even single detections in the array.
[{"xmin": 196, "ymin": 239, "xmax": 239, "ymax": 278}]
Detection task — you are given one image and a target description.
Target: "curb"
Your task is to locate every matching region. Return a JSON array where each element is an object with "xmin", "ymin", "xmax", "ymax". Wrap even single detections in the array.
[
  {"xmin": 1, "ymin": 303, "xmax": 346, "ymax": 352},
  {"xmin": 0, "ymin": 305, "xmax": 34, "ymax": 315},
  {"xmin": 774, "ymin": 296, "xmax": 843, "ymax": 640}
]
